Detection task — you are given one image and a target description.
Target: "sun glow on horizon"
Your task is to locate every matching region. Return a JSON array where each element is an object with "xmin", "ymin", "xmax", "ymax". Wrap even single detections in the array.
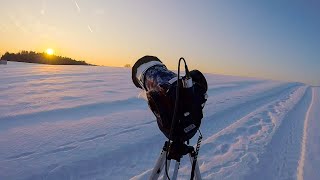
[{"xmin": 46, "ymin": 48, "xmax": 54, "ymax": 55}]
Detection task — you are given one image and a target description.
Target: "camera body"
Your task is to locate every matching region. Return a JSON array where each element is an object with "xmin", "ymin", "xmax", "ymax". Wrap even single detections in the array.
[{"xmin": 132, "ymin": 56, "xmax": 207, "ymax": 142}]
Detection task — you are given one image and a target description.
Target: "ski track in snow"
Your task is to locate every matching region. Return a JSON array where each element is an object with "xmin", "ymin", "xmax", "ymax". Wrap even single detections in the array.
[
  {"xmin": 0, "ymin": 62, "xmax": 318, "ymax": 180},
  {"xmin": 243, "ymin": 87, "xmax": 311, "ymax": 180},
  {"xmin": 182, "ymin": 86, "xmax": 307, "ymax": 179},
  {"xmin": 298, "ymin": 87, "xmax": 320, "ymax": 180},
  {"xmin": 297, "ymin": 88, "xmax": 314, "ymax": 180}
]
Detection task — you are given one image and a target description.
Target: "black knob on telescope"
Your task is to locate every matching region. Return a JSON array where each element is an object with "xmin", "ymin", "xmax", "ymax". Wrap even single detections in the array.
[{"xmin": 190, "ymin": 70, "xmax": 208, "ymax": 92}]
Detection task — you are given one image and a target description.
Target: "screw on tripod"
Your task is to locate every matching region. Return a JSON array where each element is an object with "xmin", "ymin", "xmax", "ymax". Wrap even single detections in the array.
[{"xmin": 167, "ymin": 141, "xmax": 194, "ymax": 161}]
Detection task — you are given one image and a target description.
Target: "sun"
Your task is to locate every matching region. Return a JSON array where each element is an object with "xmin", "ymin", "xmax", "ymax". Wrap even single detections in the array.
[{"xmin": 46, "ymin": 48, "xmax": 54, "ymax": 55}]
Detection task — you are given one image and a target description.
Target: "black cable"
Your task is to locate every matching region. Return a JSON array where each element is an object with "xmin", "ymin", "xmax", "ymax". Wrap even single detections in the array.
[
  {"xmin": 165, "ymin": 57, "xmax": 187, "ymax": 180},
  {"xmin": 168, "ymin": 57, "xmax": 187, "ymax": 141}
]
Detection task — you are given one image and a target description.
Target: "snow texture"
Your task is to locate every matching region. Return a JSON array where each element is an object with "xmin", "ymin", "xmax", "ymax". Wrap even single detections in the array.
[{"xmin": 0, "ymin": 62, "xmax": 319, "ymax": 180}]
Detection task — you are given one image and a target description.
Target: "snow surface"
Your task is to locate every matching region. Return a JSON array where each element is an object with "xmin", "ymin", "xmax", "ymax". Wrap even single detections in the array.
[{"xmin": 0, "ymin": 62, "xmax": 319, "ymax": 180}]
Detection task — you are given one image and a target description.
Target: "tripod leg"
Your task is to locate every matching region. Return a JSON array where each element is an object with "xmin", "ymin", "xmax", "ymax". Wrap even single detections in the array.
[
  {"xmin": 188, "ymin": 154, "xmax": 202, "ymax": 180},
  {"xmin": 149, "ymin": 149, "xmax": 167, "ymax": 180},
  {"xmin": 162, "ymin": 159, "xmax": 171, "ymax": 180},
  {"xmin": 194, "ymin": 162, "xmax": 202, "ymax": 180},
  {"xmin": 171, "ymin": 161, "xmax": 180, "ymax": 180}
]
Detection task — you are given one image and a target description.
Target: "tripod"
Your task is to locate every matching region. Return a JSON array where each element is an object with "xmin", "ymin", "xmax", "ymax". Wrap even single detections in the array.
[{"xmin": 149, "ymin": 141, "xmax": 202, "ymax": 180}]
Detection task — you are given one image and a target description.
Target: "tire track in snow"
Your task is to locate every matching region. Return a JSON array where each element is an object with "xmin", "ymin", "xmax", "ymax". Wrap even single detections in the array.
[{"xmin": 297, "ymin": 88, "xmax": 315, "ymax": 180}]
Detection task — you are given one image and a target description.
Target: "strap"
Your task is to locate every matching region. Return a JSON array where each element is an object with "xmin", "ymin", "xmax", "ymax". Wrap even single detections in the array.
[{"xmin": 190, "ymin": 130, "xmax": 202, "ymax": 180}]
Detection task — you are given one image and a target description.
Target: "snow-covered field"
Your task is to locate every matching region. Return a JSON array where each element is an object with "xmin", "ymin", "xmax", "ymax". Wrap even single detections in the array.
[{"xmin": 0, "ymin": 62, "xmax": 319, "ymax": 180}]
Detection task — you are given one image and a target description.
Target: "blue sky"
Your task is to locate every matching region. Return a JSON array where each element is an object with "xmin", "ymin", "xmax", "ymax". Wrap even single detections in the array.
[{"xmin": 0, "ymin": 0, "xmax": 319, "ymax": 85}]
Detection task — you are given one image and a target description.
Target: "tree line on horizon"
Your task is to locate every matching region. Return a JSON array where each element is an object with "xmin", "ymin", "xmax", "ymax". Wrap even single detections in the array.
[{"xmin": 0, "ymin": 51, "xmax": 91, "ymax": 65}]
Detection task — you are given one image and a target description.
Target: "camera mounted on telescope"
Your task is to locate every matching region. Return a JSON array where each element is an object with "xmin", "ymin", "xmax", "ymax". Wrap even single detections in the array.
[{"xmin": 132, "ymin": 56, "xmax": 208, "ymax": 143}]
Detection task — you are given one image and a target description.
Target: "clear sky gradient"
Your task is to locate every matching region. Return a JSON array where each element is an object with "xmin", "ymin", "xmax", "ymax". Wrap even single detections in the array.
[{"xmin": 0, "ymin": 0, "xmax": 319, "ymax": 85}]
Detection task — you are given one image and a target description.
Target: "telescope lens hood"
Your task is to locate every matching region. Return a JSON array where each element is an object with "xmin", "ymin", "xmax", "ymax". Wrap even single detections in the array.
[{"xmin": 132, "ymin": 56, "xmax": 163, "ymax": 89}]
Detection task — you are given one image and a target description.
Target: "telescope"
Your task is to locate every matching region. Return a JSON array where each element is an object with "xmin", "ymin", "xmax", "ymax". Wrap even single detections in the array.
[{"xmin": 132, "ymin": 56, "xmax": 207, "ymax": 142}]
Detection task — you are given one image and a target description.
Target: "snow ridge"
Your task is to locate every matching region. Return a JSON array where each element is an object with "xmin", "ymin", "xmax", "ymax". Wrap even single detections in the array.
[{"xmin": 297, "ymin": 88, "xmax": 315, "ymax": 180}]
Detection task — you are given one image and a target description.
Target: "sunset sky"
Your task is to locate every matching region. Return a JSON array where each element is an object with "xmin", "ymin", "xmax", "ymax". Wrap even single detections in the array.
[{"xmin": 0, "ymin": 0, "xmax": 319, "ymax": 85}]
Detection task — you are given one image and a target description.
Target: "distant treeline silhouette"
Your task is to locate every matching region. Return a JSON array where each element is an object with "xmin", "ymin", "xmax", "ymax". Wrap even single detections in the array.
[{"xmin": 1, "ymin": 51, "xmax": 91, "ymax": 65}]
